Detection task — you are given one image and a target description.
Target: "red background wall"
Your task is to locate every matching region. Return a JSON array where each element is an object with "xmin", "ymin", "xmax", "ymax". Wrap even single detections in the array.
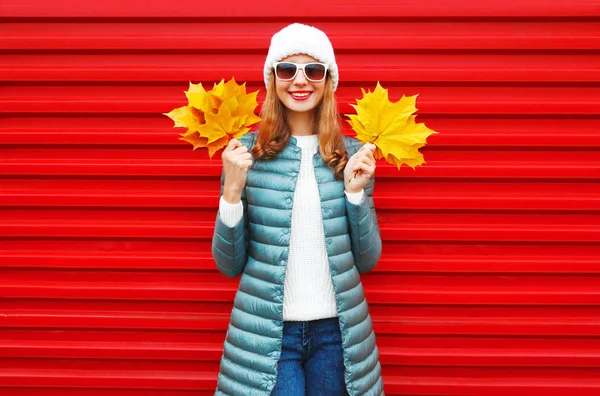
[{"xmin": 1, "ymin": 1, "xmax": 600, "ymax": 395}]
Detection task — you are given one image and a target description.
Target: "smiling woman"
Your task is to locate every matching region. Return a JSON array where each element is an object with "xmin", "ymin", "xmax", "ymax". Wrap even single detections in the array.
[{"xmin": 212, "ymin": 23, "xmax": 384, "ymax": 396}]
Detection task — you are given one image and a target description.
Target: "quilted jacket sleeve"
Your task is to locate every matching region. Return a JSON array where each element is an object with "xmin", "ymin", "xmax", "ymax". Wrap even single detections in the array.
[
  {"xmin": 211, "ymin": 172, "xmax": 249, "ymax": 278},
  {"xmin": 211, "ymin": 134, "xmax": 254, "ymax": 278},
  {"xmin": 346, "ymin": 172, "xmax": 382, "ymax": 274}
]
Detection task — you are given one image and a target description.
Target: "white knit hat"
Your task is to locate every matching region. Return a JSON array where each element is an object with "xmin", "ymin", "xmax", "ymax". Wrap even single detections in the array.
[{"xmin": 263, "ymin": 23, "xmax": 339, "ymax": 91}]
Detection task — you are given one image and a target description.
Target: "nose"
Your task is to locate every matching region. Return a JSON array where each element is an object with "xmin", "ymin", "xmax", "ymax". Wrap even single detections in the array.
[{"xmin": 292, "ymin": 67, "xmax": 308, "ymax": 86}]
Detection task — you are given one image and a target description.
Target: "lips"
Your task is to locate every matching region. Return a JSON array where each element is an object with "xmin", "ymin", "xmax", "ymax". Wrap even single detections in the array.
[{"xmin": 289, "ymin": 91, "xmax": 313, "ymax": 100}]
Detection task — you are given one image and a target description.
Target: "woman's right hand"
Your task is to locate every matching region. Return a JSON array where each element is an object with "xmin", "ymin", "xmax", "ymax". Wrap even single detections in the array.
[{"xmin": 221, "ymin": 139, "xmax": 253, "ymax": 204}]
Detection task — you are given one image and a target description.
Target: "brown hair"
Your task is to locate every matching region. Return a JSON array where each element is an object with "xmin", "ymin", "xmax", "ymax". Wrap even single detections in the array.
[{"xmin": 252, "ymin": 72, "xmax": 348, "ymax": 181}]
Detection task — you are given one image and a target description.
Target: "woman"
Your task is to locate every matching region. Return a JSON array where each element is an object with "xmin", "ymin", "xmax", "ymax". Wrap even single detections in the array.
[{"xmin": 213, "ymin": 23, "xmax": 384, "ymax": 395}]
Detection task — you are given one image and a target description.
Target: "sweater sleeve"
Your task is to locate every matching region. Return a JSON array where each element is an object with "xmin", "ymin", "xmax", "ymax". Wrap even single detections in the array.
[
  {"xmin": 219, "ymin": 196, "xmax": 244, "ymax": 228},
  {"xmin": 346, "ymin": 176, "xmax": 382, "ymax": 274},
  {"xmin": 344, "ymin": 189, "xmax": 364, "ymax": 205}
]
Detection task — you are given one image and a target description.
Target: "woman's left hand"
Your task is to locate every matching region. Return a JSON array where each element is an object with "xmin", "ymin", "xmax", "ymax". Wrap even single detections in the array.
[{"xmin": 344, "ymin": 143, "xmax": 377, "ymax": 194}]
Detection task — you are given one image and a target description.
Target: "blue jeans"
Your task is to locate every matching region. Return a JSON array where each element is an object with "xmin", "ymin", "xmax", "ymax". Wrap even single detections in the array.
[{"xmin": 272, "ymin": 317, "xmax": 349, "ymax": 396}]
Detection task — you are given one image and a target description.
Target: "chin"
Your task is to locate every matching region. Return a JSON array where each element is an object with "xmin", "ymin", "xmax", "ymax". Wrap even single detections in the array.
[{"xmin": 287, "ymin": 104, "xmax": 316, "ymax": 113}]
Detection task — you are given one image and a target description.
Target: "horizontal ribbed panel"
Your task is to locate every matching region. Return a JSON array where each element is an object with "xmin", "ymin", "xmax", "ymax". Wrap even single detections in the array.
[
  {"xmin": 2, "ymin": 0, "xmax": 599, "ymax": 17},
  {"xmin": 2, "ymin": 22, "xmax": 600, "ymax": 50},
  {"xmin": 1, "ymin": 0, "xmax": 600, "ymax": 395},
  {"xmin": 3, "ymin": 54, "xmax": 598, "ymax": 82}
]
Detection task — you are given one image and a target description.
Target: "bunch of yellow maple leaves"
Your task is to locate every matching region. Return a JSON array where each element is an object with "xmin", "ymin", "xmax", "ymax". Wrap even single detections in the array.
[
  {"xmin": 347, "ymin": 82, "xmax": 437, "ymax": 169},
  {"xmin": 164, "ymin": 78, "xmax": 261, "ymax": 158},
  {"xmin": 165, "ymin": 78, "xmax": 437, "ymax": 168}
]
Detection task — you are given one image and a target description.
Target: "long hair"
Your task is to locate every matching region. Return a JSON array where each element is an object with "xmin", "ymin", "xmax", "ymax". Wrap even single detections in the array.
[{"xmin": 252, "ymin": 72, "xmax": 348, "ymax": 181}]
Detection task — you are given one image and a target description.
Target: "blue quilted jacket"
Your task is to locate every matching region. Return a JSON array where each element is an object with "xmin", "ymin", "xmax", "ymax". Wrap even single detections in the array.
[{"xmin": 212, "ymin": 131, "xmax": 384, "ymax": 395}]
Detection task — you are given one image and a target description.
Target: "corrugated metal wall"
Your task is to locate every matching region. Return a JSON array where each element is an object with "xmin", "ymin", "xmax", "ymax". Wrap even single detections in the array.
[{"xmin": 1, "ymin": 1, "xmax": 600, "ymax": 395}]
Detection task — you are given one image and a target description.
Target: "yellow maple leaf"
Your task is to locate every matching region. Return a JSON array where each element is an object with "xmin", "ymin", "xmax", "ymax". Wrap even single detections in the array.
[
  {"xmin": 164, "ymin": 106, "xmax": 201, "ymax": 131},
  {"xmin": 179, "ymin": 129, "xmax": 207, "ymax": 150},
  {"xmin": 346, "ymin": 81, "xmax": 437, "ymax": 170},
  {"xmin": 184, "ymin": 82, "xmax": 210, "ymax": 114},
  {"xmin": 164, "ymin": 77, "xmax": 261, "ymax": 156},
  {"xmin": 179, "ymin": 130, "xmax": 230, "ymax": 159}
]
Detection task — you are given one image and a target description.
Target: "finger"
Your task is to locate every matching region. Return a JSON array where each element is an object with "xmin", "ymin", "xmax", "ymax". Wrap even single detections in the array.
[
  {"xmin": 238, "ymin": 152, "xmax": 252, "ymax": 161},
  {"xmin": 233, "ymin": 145, "xmax": 248, "ymax": 154},
  {"xmin": 354, "ymin": 163, "xmax": 375, "ymax": 176},
  {"xmin": 355, "ymin": 152, "xmax": 375, "ymax": 167},
  {"xmin": 359, "ymin": 143, "xmax": 376, "ymax": 154},
  {"xmin": 234, "ymin": 159, "xmax": 250, "ymax": 170},
  {"xmin": 227, "ymin": 139, "xmax": 242, "ymax": 151},
  {"xmin": 241, "ymin": 159, "xmax": 253, "ymax": 171},
  {"xmin": 364, "ymin": 149, "xmax": 375, "ymax": 162},
  {"xmin": 364, "ymin": 143, "xmax": 376, "ymax": 152},
  {"xmin": 353, "ymin": 162, "xmax": 369, "ymax": 173},
  {"xmin": 358, "ymin": 155, "xmax": 373, "ymax": 166},
  {"xmin": 352, "ymin": 151, "xmax": 366, "ymax": 163},
  {"xmin": 355, "ymin": 159, "xmax": 375, "ymax": 171},
  {"xmin": 353, "ymin": 147, "xmax": 371, "ymax": 162},
  {"xmin": 354, "ymin": 144, "xmax": 368, "ymax": 156}
]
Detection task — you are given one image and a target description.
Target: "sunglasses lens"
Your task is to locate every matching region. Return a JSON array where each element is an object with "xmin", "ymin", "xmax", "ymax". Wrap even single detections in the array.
[
  {"xmin": 305, "ymin": 63, "xmax": 327, "ymax": 81},
  {"xmin": 275, "ymin": 63, "xmax": 297, "ymax": 80}
]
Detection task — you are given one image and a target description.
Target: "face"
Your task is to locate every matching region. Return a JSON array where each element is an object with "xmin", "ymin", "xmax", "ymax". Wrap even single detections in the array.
[{"xmin": 274, "ymin": 54, "xmax": 327, "ymax": 114}]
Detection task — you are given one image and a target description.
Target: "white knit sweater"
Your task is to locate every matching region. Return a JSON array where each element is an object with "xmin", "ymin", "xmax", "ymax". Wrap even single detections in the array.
[{"xmin": 219, "ymin": 134, "xmax": 364, "ymax": 321}]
